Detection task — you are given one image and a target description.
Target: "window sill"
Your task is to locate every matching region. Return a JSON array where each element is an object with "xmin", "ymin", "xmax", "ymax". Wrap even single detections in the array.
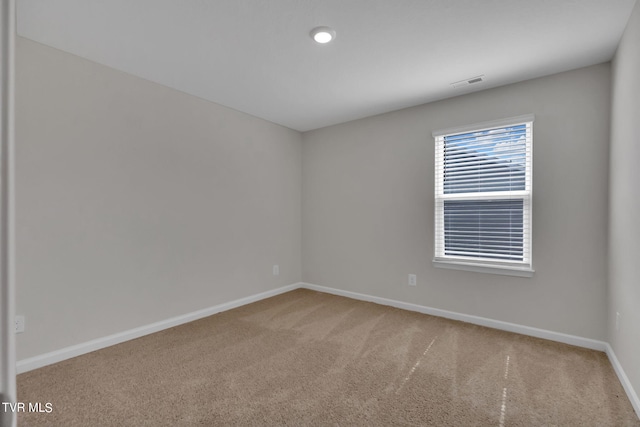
[{"xmin": 432, "ymin": 259, "xmax": 535, "ymax": 278}]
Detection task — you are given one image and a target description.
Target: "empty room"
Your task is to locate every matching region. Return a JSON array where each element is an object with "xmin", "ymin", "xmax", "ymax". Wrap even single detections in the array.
[{"xmin": 1, "ymin": 0, "xmax": 639, "ymax": 425}]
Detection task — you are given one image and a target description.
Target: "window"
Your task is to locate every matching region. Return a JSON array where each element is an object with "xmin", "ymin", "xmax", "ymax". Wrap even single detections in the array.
[{"xmin": 433, "ymin": 115, "xmax": 534, "ymax": 277}]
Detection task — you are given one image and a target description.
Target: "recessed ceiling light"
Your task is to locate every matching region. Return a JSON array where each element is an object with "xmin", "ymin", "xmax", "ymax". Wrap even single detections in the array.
[{"xmin": 310, "ymin": 26, "xmax": 336, "ymax": 44}]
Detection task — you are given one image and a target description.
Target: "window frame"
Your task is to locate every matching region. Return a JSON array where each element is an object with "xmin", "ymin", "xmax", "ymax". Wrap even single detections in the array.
[{"xmin": 432, "ymin": 114, "xmax": 535, "ymax": 277}]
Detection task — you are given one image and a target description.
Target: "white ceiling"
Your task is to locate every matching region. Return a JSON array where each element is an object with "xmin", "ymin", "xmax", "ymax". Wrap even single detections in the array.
[{"xmin": 17, "ymin": 0, "xmax": 637, "ymax": 132}]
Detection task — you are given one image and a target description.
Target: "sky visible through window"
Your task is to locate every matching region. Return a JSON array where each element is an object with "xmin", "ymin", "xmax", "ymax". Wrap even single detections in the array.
[
  {"xmin": 446, "ymin": 124, "xmax": 526, "ymax": 165},
  {"xmin": 444, "ymin": 124, "xmax": 527, "ymax": 194}
]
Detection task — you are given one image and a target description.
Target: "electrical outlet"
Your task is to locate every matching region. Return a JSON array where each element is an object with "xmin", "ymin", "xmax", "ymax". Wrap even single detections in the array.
[
  {"xmin": 15, "ymin": 315, "xmax": 25, "ymax": 334},
  {"xmin": 616, "ymin": 312, "xmax": 620, "ymax": 331},
  {"xmin": 273, "ymin": 265, "xmax": 280, "ymax": 276},
  {"xmin": 408, "ymin": 274, "xmax": 417, "ymax": 287}
]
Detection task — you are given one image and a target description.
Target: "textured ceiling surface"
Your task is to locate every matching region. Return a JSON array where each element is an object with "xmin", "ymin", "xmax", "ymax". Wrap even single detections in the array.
[{"xmin": 18, "ymin": 0, "xmax": 637, "ymax": 131}]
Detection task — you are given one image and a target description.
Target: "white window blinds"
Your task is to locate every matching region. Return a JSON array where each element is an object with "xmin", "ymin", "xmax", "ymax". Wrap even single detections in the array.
[{"xmin": 433, "ymin": 115, "xmax": 533, "ymax": 273}]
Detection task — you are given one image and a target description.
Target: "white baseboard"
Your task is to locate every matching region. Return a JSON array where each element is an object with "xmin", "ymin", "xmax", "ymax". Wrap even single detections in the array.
[
  {"xmin": 300, "ymin": 283, "xmax": 607, "ymax": 350},
  {"xmin": 605, "ymin": 343, "xmax": 640, "ymax": 418},
  {"xmin": 16, "ymin": 283, "xmax": 299, "ymax": 374}
]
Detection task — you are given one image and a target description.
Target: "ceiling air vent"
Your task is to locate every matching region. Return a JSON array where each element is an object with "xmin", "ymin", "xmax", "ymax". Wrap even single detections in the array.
[{"xmin": 450, "ymin": 75, "xmax": 485, "ymax": 89}]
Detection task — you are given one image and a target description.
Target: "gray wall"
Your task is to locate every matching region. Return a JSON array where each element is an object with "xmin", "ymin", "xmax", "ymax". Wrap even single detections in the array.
[
  {"xmin": 609, "ymin": 0, "xmax": 640, "ymax": 403},
  {"xmin": 302, "ymin": 64, "xmax": 611, "ymax": 340},
  {"xmin": 15, "ymin": 38, "xmax": 302, "ymax": 360}
]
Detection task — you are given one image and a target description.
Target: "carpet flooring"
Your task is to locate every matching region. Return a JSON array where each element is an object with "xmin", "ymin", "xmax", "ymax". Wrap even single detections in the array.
[{"xmin": 17, "ymin": 289, "xmax": 640, "ymax": 426}]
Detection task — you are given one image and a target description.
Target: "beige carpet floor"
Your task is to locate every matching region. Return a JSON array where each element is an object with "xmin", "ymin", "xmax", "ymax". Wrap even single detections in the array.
[{"xmin": 17, "ymin": 289, "xmax": 640, "ymax": 426}]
